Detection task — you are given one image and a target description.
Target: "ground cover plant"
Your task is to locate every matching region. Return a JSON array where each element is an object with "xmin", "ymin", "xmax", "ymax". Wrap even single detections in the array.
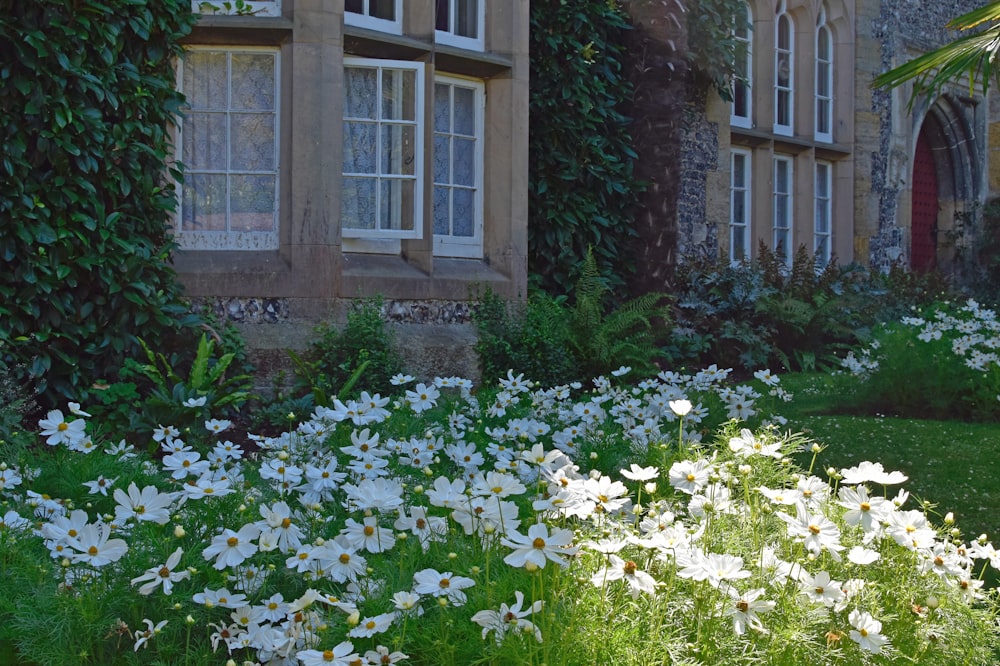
[
  {"xmin": 2, "ymin": 364, "xmax": 999, "ymax": 665},
  {"xmin": 836, "ymin": 299, "xmax": 1000, "ymax": 421},
  {"xmin": 777, "ymin": 373, "xmax": 1000, "ymax": 564}
]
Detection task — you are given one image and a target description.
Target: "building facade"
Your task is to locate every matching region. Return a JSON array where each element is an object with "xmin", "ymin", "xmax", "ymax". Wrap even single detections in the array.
[
  {"xmin": 172, "ymin": 0, "xmax": 529, "ymax": 377},
  {"xmin": 677, "ymin": 0, "xmax": 999, "ymax": 274}
]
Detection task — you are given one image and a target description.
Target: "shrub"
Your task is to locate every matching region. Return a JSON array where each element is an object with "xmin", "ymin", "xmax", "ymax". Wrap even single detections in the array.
[
  {"xmin": 0, "ymin": 0, "xmax": 200, "ymax": 407},
  {"xmin": 474, "ymin": 252, "xmax": 671, "ymax": 384},
  {"xmin": 294, "ymin": 298, "xmax": 405, "ymax": 402},
  {"xmin": 668, "ymin": 245, "xmax": 960, "ymax": 374}
]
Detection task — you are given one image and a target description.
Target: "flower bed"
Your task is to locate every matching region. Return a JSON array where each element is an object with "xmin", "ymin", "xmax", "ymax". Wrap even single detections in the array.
[{"xmin": 1, "ymin": 368, "xmax": 997, "ymax": 665}]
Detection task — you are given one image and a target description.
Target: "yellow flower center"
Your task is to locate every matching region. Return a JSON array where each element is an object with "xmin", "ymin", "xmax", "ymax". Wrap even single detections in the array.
[
  {"xmin": 227, "ymin": 537, "xmax": 239, "ymax": 547},
  {"xmin": 808, "ymin": 524, "xmax": 821, "ymax": 535},
  {"xmin": 58, "ymin": 423, "xmax": 69, "ymax": 432},
  {"xmin": 532, "ymin": 537, "xmax": 546, "ymax": 549},
  {"xmin": 339, "ymin": 553, "xmax": 351, "ymax": 564},
  {"xmin": 364, "ymin": 526, "xmax": 375, "ymax": 537}
]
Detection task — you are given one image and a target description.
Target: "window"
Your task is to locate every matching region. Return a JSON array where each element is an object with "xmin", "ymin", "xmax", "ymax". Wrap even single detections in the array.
[
  {"xmin": 773, "ymin": 156, "xmax": 793, "ymax": 265},
  {"xmin": 814, "ymin": 161, "xmax": 832, "ymax": 264},
  {"xmin": 436, "ymin": 0, "xmax": 484, "ymax": 50},
  {"xmin": 730, "ymin": 149, "xmax": 752, "ymax": 263},
  {"xmin": 177, "ymin": 48, "xmax": 280, "ymax": 251},
  {"xmin": 342, "ymin": 58, "xmax": 425, "ymax": 239},
  {"xmin": 731, "ymin": 2, "xmax": 752, "ymax": 128},
  {"xmin": 433, "ymin": 76, "xmax": 484, "ymax": 257},
  {"xmin": 345, "ymin": 0, "xmax": 402, "ymax": 34},
  {"xmin": 815, "ymin": 8, "xmax": 833, "ymax": 141},
  {"xmin": 774, "ymin": 1, "xmax": 793, "ymax": 135},
  {"xmin": 193, "ymin": 0, "xmax": 281, "ymax": 17}
]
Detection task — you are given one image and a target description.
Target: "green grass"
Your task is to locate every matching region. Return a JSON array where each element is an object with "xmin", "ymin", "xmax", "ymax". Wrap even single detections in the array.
[{"xmin": 781, "ymin": 373, "xmax": 1000, "ymax": 546}]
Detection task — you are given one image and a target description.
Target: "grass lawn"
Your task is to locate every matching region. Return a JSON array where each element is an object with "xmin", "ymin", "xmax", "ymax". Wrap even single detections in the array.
[{"xmin": 781, "ymin": 373, "xmax": 1000, "ymax": 547}]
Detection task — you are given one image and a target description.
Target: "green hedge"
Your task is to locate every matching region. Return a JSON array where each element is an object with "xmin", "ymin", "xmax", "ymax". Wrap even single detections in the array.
[{"xmin": 0, "ymin": 0, "xmax": 199, "ymax": 406}]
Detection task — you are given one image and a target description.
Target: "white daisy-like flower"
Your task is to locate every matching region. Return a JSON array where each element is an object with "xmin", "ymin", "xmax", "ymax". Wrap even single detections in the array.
[{"xmin": 849, "ymin": 609, "xmax": 890, "ymax": 654}]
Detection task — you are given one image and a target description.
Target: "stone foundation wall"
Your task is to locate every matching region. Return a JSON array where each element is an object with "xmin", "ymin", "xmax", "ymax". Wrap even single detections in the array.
[{"xmin": 193, "ymin": 297, "xmax": 481, "ymax": 394}]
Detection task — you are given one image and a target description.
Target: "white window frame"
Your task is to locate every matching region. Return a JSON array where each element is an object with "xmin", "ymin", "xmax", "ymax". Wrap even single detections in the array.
[
  {"xmin": 175, "ymin": 46, "xmax": 281, "ymax": 251},
  {"xmin": 192, "ymin": 0, "xmax": 281, "ymax": 17},
  {"xmin": 731, "ymin": 2, "xmax": 753, "ymax": 129},
  {"xmin": 814, "ymin": 160, "xmax": 833, "ymax": 265},
  {"xmin": 436, "ymin": 0, "xmax": 486, "ymax": 51},
  {"xmin": 815, "ymin": 10, "xmax": 833, "ymax": 142},
  {"xmin": 773, "ymin": 155, "xmax": 793, "ymax": 265},
  {"xmin": 730, "ymin": 148, "xmax": 752, "ymax": 264},
  {"xmin": 774, "ymin": 1, "xmax": 794, "ymax": 136},
  {"xmin": 341, "ymin": 58, "xmax": 425, "ymax": 241},
  {"xmin": 433, "ymin": 74, "xmax": 485, "ymax": 258},
  {"xmin": 344, "ymin": 0, "xmax": 403, "ymax": 35}
]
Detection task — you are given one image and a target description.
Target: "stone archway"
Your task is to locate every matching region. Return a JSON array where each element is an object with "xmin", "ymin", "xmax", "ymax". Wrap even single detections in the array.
[{"xmin": 909, "ymin": 94, "xmax": 982, "ymax": 272}]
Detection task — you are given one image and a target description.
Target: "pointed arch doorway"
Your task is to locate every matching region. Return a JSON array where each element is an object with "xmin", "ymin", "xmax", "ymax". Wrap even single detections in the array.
[{"xmin": 910, "ymin": 127, "xmax": 938, "ymax": 272}]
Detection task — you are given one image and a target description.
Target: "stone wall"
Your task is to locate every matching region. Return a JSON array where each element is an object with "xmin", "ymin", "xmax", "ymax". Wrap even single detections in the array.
[{"xmin": 193, "ymin": 297, "xmax": 481, "ymax": 394}]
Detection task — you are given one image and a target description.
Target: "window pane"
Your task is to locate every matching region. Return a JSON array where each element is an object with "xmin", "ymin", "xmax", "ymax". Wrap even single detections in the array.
[
  {"xmin": 733, "ymin": 190, "xmax": 746, "ymax": 223},
  {"xmin": 381, "ymin": 69, "xmax": 416, "ymax": 121},
  {"xmin": 434, "ymin": 83, "xmax": 451, "ymax": 131},
  {"xmin": 183, "ymin": 174, "xmax": 227, "ymax": 231},
  {"xmin": 183, "ymin": 112, "xmax": 227, "ymax": 170},
  {"xmin": 453, "ymin": 137, "xmax": 475, "ymax": 186},
  {"xmin": 435, "ymin": 0, "xmax": 449, "ymax": 31},
  {"xmin": 732, "ymin": 228, "xmax": 746, "ymax": 260},
  {"xmin": 453, "ymin": 86, "xmax": 475, "ymax": 134},
  {"xmin": 342, "ymin": 177, "xmax": 377, "ymax": 230},
  {"xmin": 433, "ymin": 185, "xmax": 450, "ymax": 235},
  {"xmin": 231, "ymin": 54, "xmax": 275, "ymax": 110},
  {"xmin": 379, "ymin": 179, "xmax": 413, "ymax": 231},
  {"xmin": 776, "ymin": 161, "xmax": 788, "ymax": 191},
  {"xmin": 230, "ymin": 175, "xmax": 275, "ymax": 232},
  {"xmin": 456, "ymin": 0, "xmax": 478, "ymax": 37},
  {"xmin": 345, "ymin": 67, "xmax": 378, "ymax": 119},
  {"xmin": 777, "ymin": 16, "xmax": 790, "ymax": 49},
  {"xmin": 343, "ymin": 121, "xmax": 377, "ymax": 174},
  {"xmin": 345, "ymin": 0, "xmax": 363, "ymax": 12},
  {"xmin": 184, "ymin": 52, "xmax": 227, "ymax": 110},
  {"xmin": 433, "ymin": 135, "xmax": 450, "ymax": 182},
  {"xmin": 452, "ymin": 188, "xmax": 474, "ymax": 236},
  {"xmin": 371, "ymin": 0, "xmax": 395, "ymax": 20},
  {"xmin": 231, "ymin": 114, "xmax": 275, "ymax": 171},
  {"xmin": 733, "ymin": 153, "xmax": 745, "ymax": 185},
  {"xmin": 380, "ymin": 124, "xmax": 416, "ymax": 176}
]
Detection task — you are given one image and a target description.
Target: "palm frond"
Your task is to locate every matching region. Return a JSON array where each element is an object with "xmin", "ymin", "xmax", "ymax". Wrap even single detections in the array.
[
  {"xmin": 873, "ymin": 8, "xmax": 1000, "ymax": 102},
  {"xmin": 948, "ymin": 2, "xmax": 1000, "ymax": 31}
]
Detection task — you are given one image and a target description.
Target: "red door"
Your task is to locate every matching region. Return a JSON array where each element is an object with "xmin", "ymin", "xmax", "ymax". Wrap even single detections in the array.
[{"xmin": 911, "ymin": 130, "xmax": 938, "ymax": 271}]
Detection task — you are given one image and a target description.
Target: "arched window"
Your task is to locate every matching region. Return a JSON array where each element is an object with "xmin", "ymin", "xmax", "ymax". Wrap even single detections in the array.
[
  {"xmin": 774, "ymin": 0, "xmax": 793, "ymax": 135},
  {"xmin": 815, "ymin": 6, "xmax": 833, "ymax": 142},
  {"xmin": 731, "ymin": 2, "xmax": 753, "ymax": 128}
]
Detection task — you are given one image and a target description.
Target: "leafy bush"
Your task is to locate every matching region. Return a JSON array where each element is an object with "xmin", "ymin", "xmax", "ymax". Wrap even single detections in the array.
[
  {"xmin": 528, "ymin": 0, "xmax": 642, "ymax": 293},
  {"xmin": 668, "ymin": 245, "xmax": 959, "ymax": 374},
  {"xmin": 475, "ymin": 252, "xmax": 671, "ymax": 383},
  {"xmin": 473, "ymin": 288, "xmax": 577, "ymax": 387},
  {"xmin": 0, "ymin": 0, "xmax": 200, "ymax": 407},
  {"xmin": 836, "ymin": 299, "xmax": 1000, "ymax": 421},
  {"xmin": 293, "ymin": 298, "xmax": 405, "ymax": 403}
]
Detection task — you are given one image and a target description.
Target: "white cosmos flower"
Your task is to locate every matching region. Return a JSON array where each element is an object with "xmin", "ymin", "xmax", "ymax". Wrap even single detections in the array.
[
  {"xmin": 113, "ymin": 482, "xmax": 175, "ymax": 525},
  {"xmin": 471, "ymin": 591, "xmax": 544, "ymax": 644},
  {"xmin": 849, "ymin": 609, "xmax": 890, "ymax": 654},
  {"xmin": 501, "ymin": 523, "xmax": 578, "ymax": 569},
  {"xmin": 69, "ymin": 522, "xmax": 129, "ymax": 567},
  {"xmin": 846, "ymin": 546, "xmax": 881, "ymax": 565},
  {"xmin": 620, "ymin": 464, "xmax": 659, "ymax": 482},
  {"xmin": 799, "ymin": 570, "xmax": 844, "ymax": 607},
  {"xmin": 131, "ymin": 547, "xmax": 190, "ymax": 595},
  {"xmin": 724, "ymin": 586, "xmax": 774, "ymax": 635},
  {"xmin": 590, "ymin": 555, "xmax": 658, "ymax": 597},
  {"xmin": 840, "ymin": 461, "xmax": 908, "ymax": 485},
  {"xmin": 776, "ymin": 504, "xmax": 844, "ymax": 559}
]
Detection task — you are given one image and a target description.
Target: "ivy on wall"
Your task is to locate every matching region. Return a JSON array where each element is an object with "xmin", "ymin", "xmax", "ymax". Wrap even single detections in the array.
[
  {"xmin": 528, "ymin": 0, "xmax": 643, "ymax": 295},
  {"xmin": 0, "ymin": 0, "xmax": 200, "ymax": 405},
  {"xmin": 685, "ymin": 0, "xmax": 751, "ymax": 100}
]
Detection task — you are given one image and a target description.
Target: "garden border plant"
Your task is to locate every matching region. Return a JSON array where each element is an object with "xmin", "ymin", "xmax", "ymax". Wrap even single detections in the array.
[{"xmin": 0, "ymin": 0, "xmax": 202, "ymax": 408}]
